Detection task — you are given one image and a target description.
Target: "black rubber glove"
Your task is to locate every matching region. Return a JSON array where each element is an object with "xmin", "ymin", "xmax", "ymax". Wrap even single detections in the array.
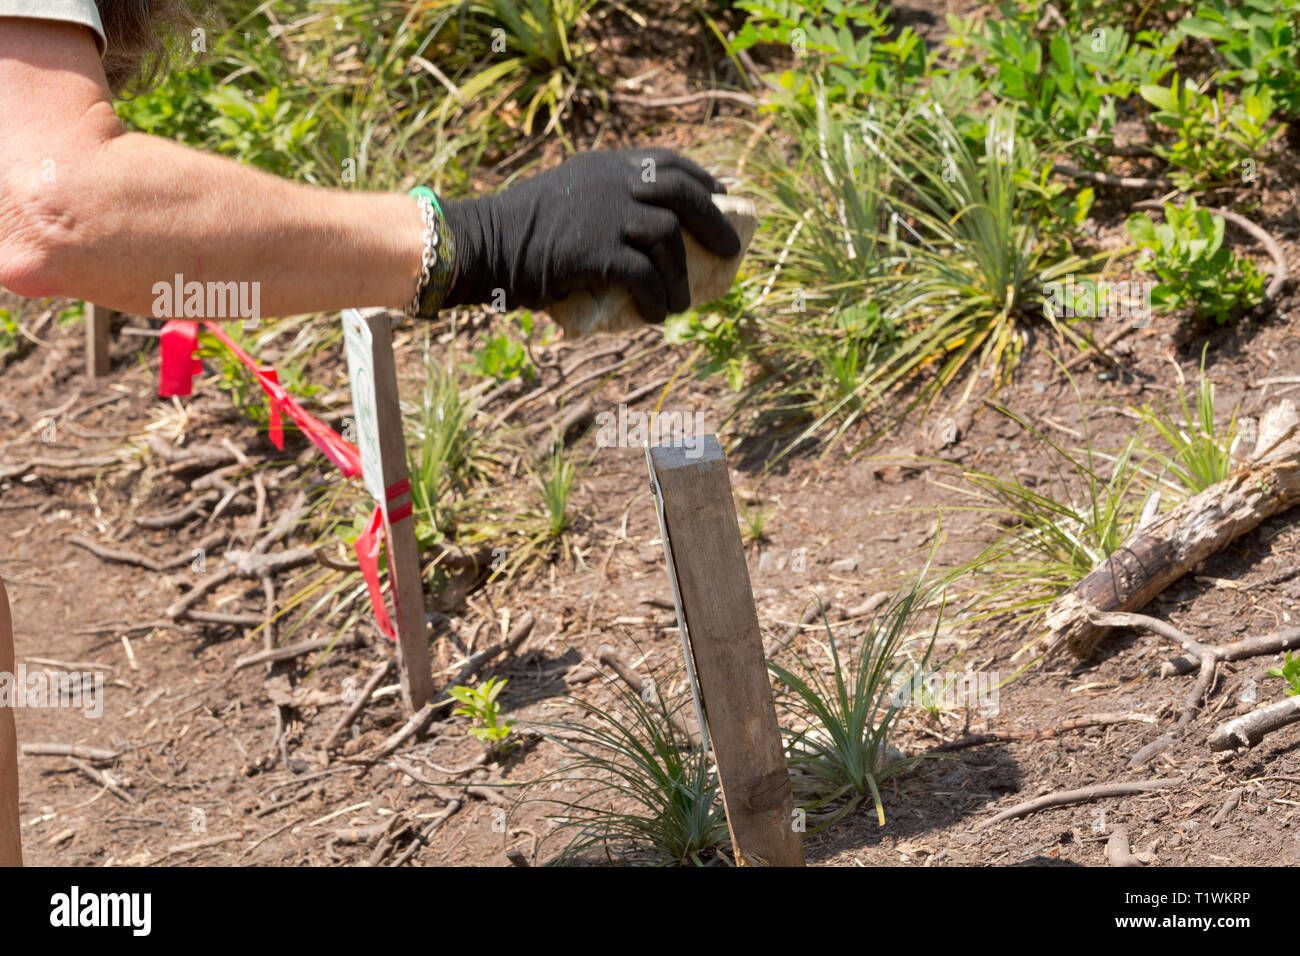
[{"xmin": 441, "ymin": 148, "xmax": 741, "ymax": 323}]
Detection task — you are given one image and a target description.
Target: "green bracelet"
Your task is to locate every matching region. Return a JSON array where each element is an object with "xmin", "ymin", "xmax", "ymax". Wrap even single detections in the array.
[
  {"xmin": 410, "ymin": 185, "xmax": 444, "ymax": 219},
  {"xmin": 406, "ymin": 187, "xmax": 456, "ymax": 320}
]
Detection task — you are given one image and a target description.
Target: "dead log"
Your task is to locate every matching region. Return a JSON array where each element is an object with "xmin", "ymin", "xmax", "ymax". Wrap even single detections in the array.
[{"xmin": 1039, "ymin": 401, "xmax": 1300, "ymax": 658}]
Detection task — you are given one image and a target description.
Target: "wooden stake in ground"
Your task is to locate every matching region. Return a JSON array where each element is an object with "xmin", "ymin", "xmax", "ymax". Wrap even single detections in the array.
[
  {"xmin": 86, "ymin": 304, "xmax": 114, "ymax": 379},
  {"xmin": 650, "ymin": 436, "xmax": 804, "ymax": 867},
  {"xmin": 1039, "ymin": 400, "xmax": 1300, "ymax": 659},
  {"xmin": 343, "ymin": 308, "xmax": 432, "ymax": 713}
]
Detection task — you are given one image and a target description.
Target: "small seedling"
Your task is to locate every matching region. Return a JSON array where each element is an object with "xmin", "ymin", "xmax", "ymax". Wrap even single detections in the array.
[
  {"xmin": 1266, "ymin": 651, "xmax": 1300, "ymax": 697},
  {"xmin": 449, "ymin": 677, "xmax": 516, "ymax": 746}
]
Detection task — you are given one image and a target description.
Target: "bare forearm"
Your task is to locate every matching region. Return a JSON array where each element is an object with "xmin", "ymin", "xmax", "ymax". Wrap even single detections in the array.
[{"xmin": 11, "ymin": 126, "xmax": 427, "ymax": 319}]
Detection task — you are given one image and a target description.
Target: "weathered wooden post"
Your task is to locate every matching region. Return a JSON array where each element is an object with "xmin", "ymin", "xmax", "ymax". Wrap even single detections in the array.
[
  {"xmin": 86, "ymin": 304, "xmax": 114, "ymax": 379},
  {"xmin": 342, "ymin": 308, "xmax": 433, "ymax": 713},
  {"xmin": 649, "ymin": 436, "xmax": 805, "ymax": 867}
]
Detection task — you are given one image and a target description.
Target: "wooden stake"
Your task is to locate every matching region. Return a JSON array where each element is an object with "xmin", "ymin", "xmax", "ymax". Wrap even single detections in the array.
[
  {"xmin": 344, "ymin": 308, "xmax": 433, "ymax": 713},
  {"xmin": 650, "ymin": 436, "xmax": 804, "ymax": 867},
  {"xmin": 86, "ymin": 304, "xmax": 113, "ymax": 379}
]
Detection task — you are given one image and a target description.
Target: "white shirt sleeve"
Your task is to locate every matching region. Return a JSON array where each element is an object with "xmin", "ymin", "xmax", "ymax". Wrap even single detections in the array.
[{"xmin": 0, "ymin": 0, "xmax": 106, "ymax": 55}]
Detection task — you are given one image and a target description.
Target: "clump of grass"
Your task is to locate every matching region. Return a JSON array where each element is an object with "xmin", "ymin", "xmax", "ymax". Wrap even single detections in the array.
[
  {"xmin": 534, "ymin": 434, "xmax": 578, "ymax": 540},
  {"xmin": 942, "ymin": 375, "xmax": 1160, "ymax": 629},
  {"xmin": 769, "ymin": 570, "xmax": 942, "ymax": 828},
  {"xmin": 739, "ymin": 503, "xmax": 776, "ymax": 544},
  {"xmin": 1137, "ymin": 348, "xmax": 1242, "ymax": 494},
  {"xmin": 520, "ymin": 681, "xmax": 728, "ymax": 866},
  {"xmin": 408, "ymin": 345, "xmax": 480, "ymax": 548}
]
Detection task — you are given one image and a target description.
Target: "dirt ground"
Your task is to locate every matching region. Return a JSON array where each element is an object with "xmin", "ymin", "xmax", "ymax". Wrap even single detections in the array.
[{"xmin": 2, "ymin": 1, "xmax": 1299, "ymax": 868}]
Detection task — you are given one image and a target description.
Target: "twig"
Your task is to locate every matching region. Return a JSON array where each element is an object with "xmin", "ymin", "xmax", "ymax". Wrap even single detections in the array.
[
  {"xmin": 21, "ymin": 743, "xmax": 119, "ymax": 762},
  {"xmin": 1210, "ymin": 788, "xmax": 1242, "ymax": 827},
  {"xmin": 598, "ymin": 646, "xmax": 696, "ymax": 744},
  {"xmin": 1053, "ymin": 163, "xmax": 1171, "ymax": 190},
  {"xmin": 610, "ymin": 88, "xmax": 759, "ymax": 109},
  {"xmin": 67, "ymin": 757, "xmax": 135, "ymax": 803},
  {"xmin": 930, "ymin": 712, "xmax": 1156, "ymax": 753},
  {"xmin": 323, "ymin": 659, "xmax": 395, "ymax": 752},
  {"xmin": 233, "ymin": 634, "xmax": 362, "ymax": 671}
]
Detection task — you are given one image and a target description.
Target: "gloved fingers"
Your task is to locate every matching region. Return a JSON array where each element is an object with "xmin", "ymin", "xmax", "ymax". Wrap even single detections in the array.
[
  {"xmin": 632, "ymin": 147, "xmax": 729, "ymax": 196},
  {"xmin": 633, "ymin": 168, "xmax": 741, "ymax": 259},
  {"xmin": 624, "ymin": 207, "xmax": 691, "ymax": 315},
  {"xmin": 608, "ymin": 247, "xmax": 670, "ymax": 324}
]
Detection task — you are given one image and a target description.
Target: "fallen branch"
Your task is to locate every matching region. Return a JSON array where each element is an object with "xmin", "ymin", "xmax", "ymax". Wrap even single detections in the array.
[
  {"xmin": 67, "ymin": 535, "xmax": 165, "ymax": 572},
  {"xmin": 1162, "ymin": 627, "xmax": 1300, "ymax": 677},
  {"xmin": 1209, "ymin": 696, "xmax": 1300, "ymax": 752},
  {"xmin": 976, "ymin": 777, "xmax": 1184, "ymax": 829},
  {"xmin": 1038, "ymin": 401, "xmax": 1300, "ymax": 658},
  {"xmin": 132, "ymin": 493, "xmax": 222, "ymax": 530}
]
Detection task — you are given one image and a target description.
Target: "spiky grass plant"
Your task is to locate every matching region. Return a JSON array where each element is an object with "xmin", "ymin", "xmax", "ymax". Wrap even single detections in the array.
[
  {"xmin": 1137, "ymin": 348, "xmax": 1243, "ymax": 494},
  {"xmin": 861, "ymin": 104, "xmax": 1101, "ymax": 409},
  {"xmin": 533, "ymin": 434, "xmax": 578, "ymax": 540},
  {"xmin": 426, "ymin": 0, "xmax": 607, "ymax": 144},
  {"xmin": 521, "ymin": 682, "xmax": 728, "ymax": 866},
  {"xmin": 941, "ymin": 374, "xmax": 1161, "ymax": 627},
  {"xmin": 729, "ymin": 97, "xmax": 1105, "ymax": 460},
  {"xmin": 407, "ymin": 346, "xmax": 481, "ymax": 548},
  {"xmin": 769, "ymin": 571, "xmax": 942, "ymax": 828}
]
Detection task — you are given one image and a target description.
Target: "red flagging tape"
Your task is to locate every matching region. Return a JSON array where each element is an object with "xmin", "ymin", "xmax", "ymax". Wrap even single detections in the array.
[
  {"xmin": 353, "ymin": 505, "xmax": 397, "ymax": 641},
  {"xmin": 158, "ymin": 319, "xmax": 396, "ymax": 640}
]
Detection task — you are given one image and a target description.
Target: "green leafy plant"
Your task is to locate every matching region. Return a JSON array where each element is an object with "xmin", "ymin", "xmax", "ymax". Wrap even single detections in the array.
[
  {"xmin": 1126, "ymin": 197, "xmax": 1268, "ymax": 324},
  {"xmin": 431, "ymin": 0, "xmax": 607, "ymax": 144},
  {"xmin": 1177, "ymin": 0, "xmax": 1300, "ymax": 117},
  {"xmin": 521, "ymin": 681, "xmax": 728, "ymax": 865},
  {"xmin": 769, "ymin": 573, "xmax": 940, "ymax": 828},
  {"xmin": 449, "ymin": 677, "xmax": 517, "ymax": 744},
  {"xmin": 728, "ymin": 0, "xmax": 927, "ymax": 110},
  {"xmin": 946, "ymin": 11, "xmax": 1173, "ymax": 162},
  {"xmin": 1139, "ymin": 74, "xmax": 1283, "ymax": 189},
  {"xmin": 471, "ymin": 312, "xmax": 540, "ymax": 385},
  {"xmin": 1266, "ymin": 650, "xmax": 1300, "ymax": 696},
  {"xmin": 862, "ymin": 105, "xmax": 1098, "ymax": 407}
]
